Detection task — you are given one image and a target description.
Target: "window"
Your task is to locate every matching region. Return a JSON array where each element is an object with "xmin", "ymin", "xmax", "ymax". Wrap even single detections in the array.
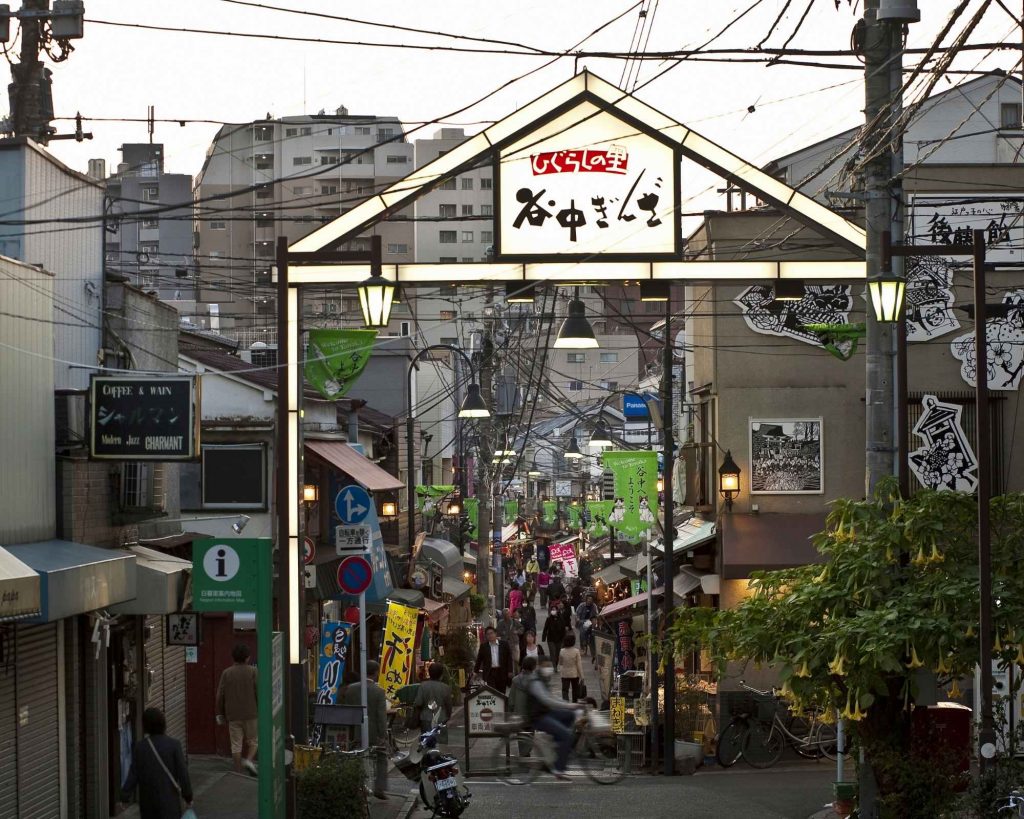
[
  {"xmin": 480, "ymin": 230, "xmax": 493, "ymax": 243},
  {"xmin": 387, "ymin": 243, "xmax": 408, "ymax": 254},
  {"xmin": 378, "ymin": 128, "xmax": 395, "ymax": 140},
  {"xmin": 461, "ymin": 231, "xmax": 474, "ymax": 243},
  {"xmin": 567, "ymin": 353, "xmax": 585, "ymax": 364},
  {"xmin": 255, "ymin": 241, "xmax": 274, "ymax": 257},
  {"xmin": 439, "ymin": 178, "xmax": 456, "ymax": 190},
  {"xmin": 439, "ymin": 231, "xmax": 457, "ymax": 244},
  {"xmin": 254, "ymin": 155, "xmax": 273, "ymax": 170},
  {"xmin": 321, "ymin": 184, "xmax": 338, "ymax": 195},
  {"xmin": 400, "ymin": 321, "xmax": 411, "ymax": 337},
  {"xmin": 254, "ymin": 126, "xmax": 273, "ymax": 142},
  {"xmin": 320, "ymin": 155, "xmax": 336, "ymax": 165},
  {"xmin": 256, "ymin": 213, "xmax": 274, "ymax": 228},
  {"xmin": 461, "ymin": 204, "xmax": 474, "ymax": 216},
  {"xmin": 440, "ymin": 310, "xmax": 456, "ymax": 321},
  {"xmin": 209, "ymin": 220, "xmax": 226, "ymax": 230},
  {"xmin": 481, "ymin": 204, "xmax": 493, "ymax": 216},
  {"xmin": 567, "ymin": 380, "xmax": 583, "ymax": 392},
  {"xmin": 600, "ymin": 352, "xmax": 619, "ymax": 364},
  {"xmin": 461, "ymin": 257, "xmax": 474, "ymax": 262},
  {"xmin": 285, "ymin": 127, "xmax": 298, "ymax": 137},
  {"xmin": 326, "ymin": 128, "xmax": 333, "ymax": 136},
  {"xmin": 439, "ymin": 204, "xmax": 456, "ymax": 219},
  {"xmin": 1001, "ymin": 103, "xmax": 1022, "ymax": 129},
  {"xmin": 645, "ymin": 300, "xmax": 662, "ymax": 313},
  {"xmin": 120, "ymin": 462, "xmax": 154, "ymax": 509},
  {"xmin": 141, "ymin": 217, "xmax": 158, "ymax": 230},
  {"xmin": 300, "ymin": 126, "xmax": 312, "ymax": 136},
  {"xmin": 440, "ymin": 336, "xmax": 458, "ymax": 346},
  {"xmin": 183, "ymin": 444, "xmax": 267, "ymax": 509},
  {"xmin": 256, "ymin": 188, "xmax": 273, "ymax": 199},
  {"xmin": 139, "ymin": 242, "xmax": 159, "ymax": 255},
  {"xmin": 142, "ymin": 186, "xmax": 158, "ymax": 201},
  {"xmin": 355, "ymin": 126, "xmax": 371, "ymax": 135},
  {"xmin": 480, "ymin": 177, "xmax": 493, "ymax": 190},
  {"xmin": 461, "ymin": 177, "xmax": 473, "ymax": 190},
  {"xmin": 293, "ymin": 156, "xmax": 312, "ymax": 166},
  {"xmin": 439, "ymin": 257, "xmax": 457, "ymax": 263},
  {"xmin": 600, "ymin": 381, "xmax": 618, "ymax": 391},
  {"xmin": 386, "ymin": 155, "xmax": 408, "ymax": 164}
]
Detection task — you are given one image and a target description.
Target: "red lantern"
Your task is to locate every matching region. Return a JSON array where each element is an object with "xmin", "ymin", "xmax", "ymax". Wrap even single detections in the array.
[{"xmin": 343, "ymin": 606, "xmax": 360, "ymax": 624}]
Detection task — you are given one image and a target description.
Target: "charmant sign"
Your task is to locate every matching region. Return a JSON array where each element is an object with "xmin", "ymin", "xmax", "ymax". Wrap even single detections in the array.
[
  {"xmin": 89, "ymin": 376, "xmax": 200, "ymax": 460},
  {"xmin": 497, "ymin": 106, "xmax": 679, "ymax": 260}
]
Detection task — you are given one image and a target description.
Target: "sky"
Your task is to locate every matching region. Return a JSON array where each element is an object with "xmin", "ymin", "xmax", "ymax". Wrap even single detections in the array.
[{"xmin": 31, "ymin": 0, "xmax": 1023, "ymax": 208}]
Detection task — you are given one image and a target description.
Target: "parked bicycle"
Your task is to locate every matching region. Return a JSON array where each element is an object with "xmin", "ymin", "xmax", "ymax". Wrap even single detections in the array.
[
  {"xmin": 998, "ymin": 790, "xmax": 1024, "ymax": 816},
  {"xmin": 716, "ymin": 680, "xmax": 838, "ymax": 769},
  {"xmin": 490, "ymin": 706, "xmax": 624, "ymax": 785}
]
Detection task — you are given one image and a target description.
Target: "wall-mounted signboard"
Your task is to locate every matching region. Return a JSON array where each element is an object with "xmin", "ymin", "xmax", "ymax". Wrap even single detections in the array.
[{"xmin": 89, "ymin": 375, "xmax": 200, "ymax": 460}]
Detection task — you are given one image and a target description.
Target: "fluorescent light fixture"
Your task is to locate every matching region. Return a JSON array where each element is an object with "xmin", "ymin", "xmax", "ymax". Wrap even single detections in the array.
[
  {"xmin": 553, "ymin": 298, "xmax": 598, "ymax": 349},
  {"xmin": 773, "ymin": 280, "xmax": 804, "ymax": 301},
  {"xmin": 640, "ymin": 280, "xmax": 670, "ymax": 302},
  {"xmin": 506, "ymin": 282, "xmax": 536, "ymax": 303}
]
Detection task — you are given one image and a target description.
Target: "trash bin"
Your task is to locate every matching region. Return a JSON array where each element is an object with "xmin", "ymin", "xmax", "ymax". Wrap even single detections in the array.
[{"xmin": 911, "ymin": 701, "xmax": 971, "ymax": 786}]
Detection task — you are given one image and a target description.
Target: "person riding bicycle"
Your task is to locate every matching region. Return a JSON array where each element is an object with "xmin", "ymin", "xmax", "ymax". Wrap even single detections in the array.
[
  {"xmin": 575, "ymin": 594, "xmax": 599, "ymax": 657},
  {"xmin": 514, "ymin": 655, "xmax": 581, "ymax": 780}
]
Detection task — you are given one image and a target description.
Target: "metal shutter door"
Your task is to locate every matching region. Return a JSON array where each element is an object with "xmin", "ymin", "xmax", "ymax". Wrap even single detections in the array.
[
  {"xmin": 162, "ymin": 640, "xmax": 188, "ymax": 752},
  {"xmin": 15, "ymin": 624, "xmax": 60, "ymax": 819},
  {"xmin": 145, "ymin": 617, "xmax": 165, "ymax": 709},
  {"xmin": 0, "ymin": 631, "xmax": 18, "ymax": 819}
]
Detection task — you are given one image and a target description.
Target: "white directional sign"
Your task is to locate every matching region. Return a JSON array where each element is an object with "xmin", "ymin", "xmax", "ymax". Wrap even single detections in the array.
[{"xmin": 335, "ymin": 524, "xmax": 372, "ymax": 555}]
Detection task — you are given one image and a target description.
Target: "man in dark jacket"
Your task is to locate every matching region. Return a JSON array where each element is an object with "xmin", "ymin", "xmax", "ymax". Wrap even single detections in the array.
[
  {"xmin": 120, "ymin": 707, "xmax": 192, "ymax": 819},
  {"xmin": 541, "ymin": 606, "xmax": 568, "ymax": 667},
  {"xmin": 474, "ymin": 626, "xmax": 513, "ymax": 693},
  {"xmin": 341, "ymin": 660, "xmax": 389, "ymax": 799}
]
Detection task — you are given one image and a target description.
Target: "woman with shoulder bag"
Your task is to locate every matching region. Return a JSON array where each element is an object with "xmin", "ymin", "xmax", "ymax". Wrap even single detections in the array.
[
  {"xmin": 120, "ymin": 707, "xmax": 194, "ymax": 819},
  {"xmin": 556, "ymin": 633, "xmax": 584, "ymax": 702}
]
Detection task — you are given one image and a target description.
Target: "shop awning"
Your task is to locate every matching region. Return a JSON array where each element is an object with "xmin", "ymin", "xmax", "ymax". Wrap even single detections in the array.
[
  {"xmin": 594, "ymin": 561, "xmax": 627, "ymax": 586},
  {"xmin": 597, "ymin": 589, "xmax": 651, "ymax": 619},
  {"xmin": 305, "ymin": 440, "xmax": 404, "ymax": 491},
  {"xmin": 5, "ymin": 540, "xmax": 136, "ymax": 623},
  {"xmin": 0, "ymin": 545, "xmax": 41, "ymax": 621},
  {"xmin": 441, "ymin": 576, "xmax": 472, "ymax": 603},
  {"xmin": 138, "ymin": 531, "xmax": 214, "ymax": 550},
  {"xmin": 423, "ymin": 597, "xmax": 446, "ymax": 621},
  {"xmin": 109, "ymin": 546, "xmax": 191, "ymax": 615},
  {"xmin": 598, "ymin": 568, "xmax": 706, "ymax": 619},
  {"xmin": 367, "ymin": 587, "xmax": 426, "ymax": 616},
  {"xmin": 653, "ymin": 517, "xmax": 716, "ymax": 555},
  {"xmin": 722, "ymin": 513, "xmax": 826, "ymax": 579}
]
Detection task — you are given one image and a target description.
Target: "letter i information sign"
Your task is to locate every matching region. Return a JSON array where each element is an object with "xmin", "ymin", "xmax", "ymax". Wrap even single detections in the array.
[{"xmin": 193, "ymin": 538, "xmax": 284, "ymax": 818}]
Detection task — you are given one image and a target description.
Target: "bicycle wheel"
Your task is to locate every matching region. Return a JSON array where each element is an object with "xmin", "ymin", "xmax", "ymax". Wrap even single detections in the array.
[
  {"xmin": 715, "ymin": 719, "xmax": 748, "ymax": 768},
  {"xmin": 812, "ymin": 721, "xmax": 839, "ymax": 761},
  {"xmin": 492, "ymin": 733, "xmax": 541, "ymax": 785},
  {"xmin": 390, "ymin": 706, "xmax": 419, "ymax": 748},
  {"xmin": 743, "ymin": 720, "xmax": 784, "ymax": 769},
  {"xmin": 788, "ymin": 714, "xmax": 819, "ymax": 759},
  {"xmin": 577, "ymin": 732, "xmax": 625, "ymax": 784}
]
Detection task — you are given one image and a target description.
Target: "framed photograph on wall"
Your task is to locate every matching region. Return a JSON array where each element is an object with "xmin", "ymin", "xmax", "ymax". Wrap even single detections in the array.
[
  {"xmin": 166, "ymin": 612, "xmax": 201, "ymax": 646},
  {"xmin": 748, "ymin": 418, "xmax": 824, "ymax": 494}
]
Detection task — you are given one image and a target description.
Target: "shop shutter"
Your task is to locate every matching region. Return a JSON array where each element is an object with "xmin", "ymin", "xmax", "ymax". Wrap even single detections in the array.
[
  {"xmin": 15, "ymin": 623, "xmax": 60, "ymax": 819},
  {"xmin": 162, "ymin": 640, "xmax": 188, "ymax": 751},
  {"xmin": 145, "ymin": 616, "xmax": 165, "ymax": 708},
  {"xmin": 0, "ymin": 630, "xmax": 18, "ymax": 816}
]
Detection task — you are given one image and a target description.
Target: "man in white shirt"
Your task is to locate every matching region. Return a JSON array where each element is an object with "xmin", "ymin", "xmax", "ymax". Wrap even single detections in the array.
[{"xmin": 473, "ymin": 626, "xmax": 513, "ymax": 693}]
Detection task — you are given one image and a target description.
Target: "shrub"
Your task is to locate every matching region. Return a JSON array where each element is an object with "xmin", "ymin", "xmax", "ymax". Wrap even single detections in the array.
[
  {"xmin": 469, "ymin": 593, "xmax": 486, "ymax": 617},
  {"xmin": 297, "ymin": 754, "xmax": 367, "ymax": 819}
]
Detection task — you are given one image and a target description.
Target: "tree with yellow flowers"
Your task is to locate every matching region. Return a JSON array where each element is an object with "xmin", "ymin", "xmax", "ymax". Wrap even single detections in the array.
[{"xmin": 668, "ymin": 480, "xmax": 1024, "ymax": 817}]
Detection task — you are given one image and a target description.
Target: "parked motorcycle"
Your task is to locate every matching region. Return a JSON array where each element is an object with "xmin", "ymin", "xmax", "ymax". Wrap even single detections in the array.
[{"xmin": 393, "ymin": 722, "xmax": 471, "ymax": 818}]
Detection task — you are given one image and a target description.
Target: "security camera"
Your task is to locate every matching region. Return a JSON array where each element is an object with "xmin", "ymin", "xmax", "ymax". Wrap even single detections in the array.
[{"xmin": 232, "ymin": 515, "xmax": 250, "ymax": 534}]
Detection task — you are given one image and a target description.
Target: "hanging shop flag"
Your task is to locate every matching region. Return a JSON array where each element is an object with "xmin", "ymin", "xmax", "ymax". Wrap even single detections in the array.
[
  {"xmin": 378, "ymin": 601, "xmax": 420, "ymax": 702},
  {"xmin": 549, "ymin": 541, "xmax": 578, "ymax": 578},
  {"xmin": 542, "ymin": 500, "xmax": 557, "ymax": 525},
  {"xmin": 416, "ymin": 485, "xmax": 455, "ymax": 514},
  {"xmin": 586, "ymin": 500, "xmax": 614, "ymax": 537},
  {"xmin": 503, "ymin": 499, "xmax": 520, "ymax": 524},
  {"xmin": 306, "ymin": 329, "xmax": 377, "ymax": 400},
  {"xmin": 602, "ymin": 450, "xmax": 659, "ymax": 541},
  {"xmin": 593, "ymin": 631, "xmax": 616, "ymax": 702},
  {"xmin": 463, "ymin": 498, "xmax": 479, "ymax": 540},
  {"xmin": 568, "ymin": 504, "xmax": 581, "ymax": 529},
  {"xmin": 613, "ymin": 619, "xmax": 635, "ymax": 674},
  {"xmin": 315, "ymin": 621, "xmax": 352, "ymax": 706}
]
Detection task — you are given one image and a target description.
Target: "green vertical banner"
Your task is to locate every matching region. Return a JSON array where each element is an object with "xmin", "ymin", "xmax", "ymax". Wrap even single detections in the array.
[
  {"xmin": 586, "ymin": 500, "xmax": 614, "ymax": 537},
  {"xmin": 416, "ymin": 485, "xmax": 455, "ymax": 513},
  {"xmin": 568, "ymin": 504, "xmax": 581, "ymax": 529},
  {"xmin": 504, "ymin": 499, "xmax": 519, "ymax": 524},
  {"xmin": 542, "ymin": 500, "xmax": 557, "ymax": 525},
  {"xmin": 602, "ymin": 450, "xmax": 659, "ymax": 542},
  {"xmin": 463, "ymin": 498, "xmax": 479, "ymax": 540},
  {"xmin": 306, "ymin": 329, "xmax": 377, "ymax": 400}
]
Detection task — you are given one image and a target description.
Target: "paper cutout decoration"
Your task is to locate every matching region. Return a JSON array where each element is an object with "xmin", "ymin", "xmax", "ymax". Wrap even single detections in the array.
[
  {"xmin": 908, "ymin": 395, "xmax": 979, "ymax": 493},
  {"xmin": 950, "ymin": 290, "xmax": 1024, "ymax": 392}
]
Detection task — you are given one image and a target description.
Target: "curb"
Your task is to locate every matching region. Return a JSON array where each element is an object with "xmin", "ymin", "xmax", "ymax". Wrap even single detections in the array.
[{"xmin": 398, "ymin": 789, "xmax": 420, "ymax": 819}]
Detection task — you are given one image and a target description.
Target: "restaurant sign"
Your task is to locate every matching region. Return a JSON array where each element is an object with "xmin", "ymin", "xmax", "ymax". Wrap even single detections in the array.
[
  {"xmin": 89, "ymin": 375, "xmax": 199, "ymax": 460},
  {"xmin": 497, "ymin": 106, "xmax": 679, "ymax": 260}
]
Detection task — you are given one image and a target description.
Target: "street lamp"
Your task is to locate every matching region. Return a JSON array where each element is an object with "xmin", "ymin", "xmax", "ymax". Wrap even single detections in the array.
[
  {"xmin": 589, "ymin": 420, "xmax": 613, "ymax": 449},
  {"xmin": 553, "ymin": 291, "xmax": 598, "ymax": 349},
  {"xmin": 357, "ymin": 272, "xmax": 396, "ymax": 328},
  {"xmin": 719, "ymin": 450, "xmax": 741, "ymax": 511},
  {"xmin": 302, "ymin": 483, "xmax": 319, "ymax": 504},
  {"xmin": 380, "ymin": 501, "xmax": 398, "ymax": 518},
  {"xmin": 868, "ymin": 275, "xmax": 906, "ymax": 323},
  {"xmin": 528, "ymin": 461, "xmax": 542, "ymax": 478},
  {"xmin": 459, "ymin": 383, "xmax": 490, "ymax": 418},
  {"xmin": 563, "ymin": 436, "xmax": 584, "ymax": 460}
]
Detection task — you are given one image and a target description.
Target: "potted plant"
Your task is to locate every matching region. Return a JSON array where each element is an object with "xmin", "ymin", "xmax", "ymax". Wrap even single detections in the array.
[{"xmin": 833, "ymin": 781, "xmax": 856, "ymax": 818}]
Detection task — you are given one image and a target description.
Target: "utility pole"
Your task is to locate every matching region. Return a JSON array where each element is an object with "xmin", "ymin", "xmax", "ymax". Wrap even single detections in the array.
[
  {"xmin": 661, "ymin": 296, "xmax": 676, "ymax": 776},
  {"xmin": 476, "ymin": 289, "xmax": 495, "ymax": 621}
]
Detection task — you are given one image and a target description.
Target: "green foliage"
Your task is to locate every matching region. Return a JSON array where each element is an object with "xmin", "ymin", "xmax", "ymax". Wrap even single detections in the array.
[
  {"xmin": 297, "ymin": 754, "xmax": 367, "ymax": 819},
  {"xmin": 669, "ymin": 482, "xmax": 1024, "ymax": 720},
  {"xmin": 439, "ymin": 627, "xmax": 476, "ymax": 680},
  {"xmin": 469, "ymin": 593, "xmax": 486, "ymax": 617}
]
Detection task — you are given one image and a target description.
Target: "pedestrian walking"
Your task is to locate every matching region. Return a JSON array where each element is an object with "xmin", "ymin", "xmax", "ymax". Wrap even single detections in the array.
[
  {"xmin": 541, "ymin": 604, "xmax": 567, "ymax": 667},
  {"xmin": 548, "ymin": 573, "xmax": 566, "ymax": 604},
  {"xmin": 519, "ymin": 603, "xmax": 537, "ymax": 643},
  {"xmin": 340, "ymin": 660, "xmax": 389, "ymax": 799},
  {"xmin": 473, "ymin": 626, "xmax": 513, "ymax": 693},
  {"xmin": 414, "ymin": 661, "xmax": 453, "ymax": 733},
  {"xmin": 556, "ymin": 633, "xmax": 584, "ymax": 702},
  {"xmin": 119, "ymin": 707, "xmax": 193, "ymax": 819},
  {"xmin": 537, "ymin": 569, "xmax": 551, "ymax": 607},
  {"xmin": 521, "ymin": 629, "xmax": 546, "ymax": 667},
  {"xmin": 508, "ymin": 582, "xmax": 523, "ymax": 615},
  {"xmin": 525, "ymin": 554, "xmax": 540, "ymax": 578},
  {"xmin": 575, "ymin": 594, "xmax": 600, "ymax": 657},
  {"xmin": 216, "ymin": 642, "xmax": 258, "ymax": 775},
  {"xmin": 496, "ymin": 609, "xmax": 521, "ymax": 670}
]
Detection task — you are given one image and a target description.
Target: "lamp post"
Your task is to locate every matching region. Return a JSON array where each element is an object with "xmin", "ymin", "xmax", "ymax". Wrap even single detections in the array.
[
  {"xmin": 406, "ymin": 345, "xmax": 490, "ymax": 566},
  {"xmin": 718, "ymin": 451, "xmax": 741, "ymax": 511}
]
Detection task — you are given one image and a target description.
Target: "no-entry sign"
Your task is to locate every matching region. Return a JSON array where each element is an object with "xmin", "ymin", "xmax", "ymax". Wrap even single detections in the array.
[{"xmin": 337, "ymin": 555, "xmax": 372, "ymax": 595}]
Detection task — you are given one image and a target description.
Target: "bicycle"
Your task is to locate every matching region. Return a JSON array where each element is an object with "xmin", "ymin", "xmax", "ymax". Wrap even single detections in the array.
[
  {"xmin": 386, "ymin": 702, "xmax": 420, "ymax": 751},
  {"xmin": 716, "ymin": 680, "xmax": 838, "ymax": 769},
  {"xmin": 490, "ymin": 707, "xmax": 625, "ymax": 785},
  {"xmin": 998, "ymin": 790, "xmax": 1024, "ymax": 816}
]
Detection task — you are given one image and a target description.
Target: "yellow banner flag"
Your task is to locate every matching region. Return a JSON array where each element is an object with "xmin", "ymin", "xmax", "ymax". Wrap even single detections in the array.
[{"xmin": 378, "ymin": 601, "xmax": 419, "ymax": 701}]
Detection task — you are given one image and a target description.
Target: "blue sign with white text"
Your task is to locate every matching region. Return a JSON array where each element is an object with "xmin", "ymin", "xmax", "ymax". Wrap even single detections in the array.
[
  {"xmin": 623, "ymin": 393, "xmax": 658, "ymax": 418},
  {"xmin": 329, "ymin": 477, "xmax": 393, "ymax": 603}
]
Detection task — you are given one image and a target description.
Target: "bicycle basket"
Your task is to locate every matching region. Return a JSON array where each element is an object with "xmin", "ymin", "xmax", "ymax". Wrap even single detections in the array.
[
  {"xmin": 585, "ymin": 710, "xmax": 612, "ymax": 735},
  {"xmin": 728, "ymin": 694, "xmax": 777, "ymax": 722}
]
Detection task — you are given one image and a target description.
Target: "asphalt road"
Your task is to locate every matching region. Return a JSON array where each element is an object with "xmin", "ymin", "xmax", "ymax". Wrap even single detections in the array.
[{"xmin": 409, "ymin": 762, "xmax": 837, "ymax": 819}]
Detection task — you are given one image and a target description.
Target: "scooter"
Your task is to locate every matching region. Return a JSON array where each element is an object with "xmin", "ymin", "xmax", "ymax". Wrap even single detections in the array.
[{"xmin": 393, "ymin": 720, "xmax": 471, "ymax": 818}]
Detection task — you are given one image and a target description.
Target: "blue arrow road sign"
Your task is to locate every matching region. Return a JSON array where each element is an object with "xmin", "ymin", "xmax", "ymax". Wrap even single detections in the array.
[{"xmin": 335, "ymin": 484, "xmax": 372, "ymax": 525}]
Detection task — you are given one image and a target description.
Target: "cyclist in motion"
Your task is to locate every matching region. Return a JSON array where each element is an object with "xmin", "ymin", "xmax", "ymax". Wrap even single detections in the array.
[{"xmin": 512, "ymin": 656, "xmax": 581, "ymax": 780}]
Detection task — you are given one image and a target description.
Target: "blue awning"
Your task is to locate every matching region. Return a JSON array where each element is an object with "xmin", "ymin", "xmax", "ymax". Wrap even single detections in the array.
[{"xmin": 5, "ymin": 540, "xmax": 136, "ymax": 622}]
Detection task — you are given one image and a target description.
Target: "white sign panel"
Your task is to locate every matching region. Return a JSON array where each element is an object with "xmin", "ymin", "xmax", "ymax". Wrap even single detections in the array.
[
  {"xmin": 498, "ymin": 106, "xmax": 677, "ymax": 258},
  {"xmin": 335, "ymin": 524, "xmax": 372, "ymax": 554},
  {"xmin": 467, "ymin": 689, "xmax": 505, "ymax": 735}
]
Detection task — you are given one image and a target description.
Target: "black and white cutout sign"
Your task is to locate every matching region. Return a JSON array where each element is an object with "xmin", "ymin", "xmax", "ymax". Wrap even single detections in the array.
[
  {"xmin": 908, "ymin": 395, "xmax": 979, "ymax": 493},
  {"xmin": 950, "ymin": 290, "xmax": 1024, "ymax": 392}
]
